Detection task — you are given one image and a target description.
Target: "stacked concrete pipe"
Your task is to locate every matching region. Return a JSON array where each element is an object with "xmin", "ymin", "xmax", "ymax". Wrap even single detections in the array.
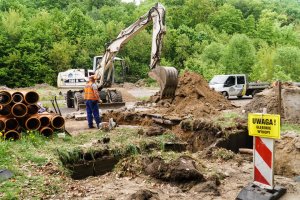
[{"xmin": 0, "ymin": 90, "xmax": 65, "ymax": 140}]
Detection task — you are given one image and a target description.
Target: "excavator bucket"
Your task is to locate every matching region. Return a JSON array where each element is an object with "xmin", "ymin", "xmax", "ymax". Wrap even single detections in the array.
[{"xmin": 149, "ymin": 66, "xmax": 178, "ymax": 99}]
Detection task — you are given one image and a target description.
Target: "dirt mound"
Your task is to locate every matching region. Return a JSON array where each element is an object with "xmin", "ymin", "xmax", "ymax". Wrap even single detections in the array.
[
  {"xmin": 275, "ymin": 132, "xmax": 300, "ymax": 177},
  {"xmin": 152, "ymin": 71, "xmax": 234, "ymax": 118},
  {"xmin": 143, "ymin": 156, "xmax": 205, "ymax": 184},
  {"xmin": 245, "ymin": 86, "xmax": 300, "ymax": 123},
  {"xmin": 244, "ymin": 88, "xmax": 279, "ymax": 114}
]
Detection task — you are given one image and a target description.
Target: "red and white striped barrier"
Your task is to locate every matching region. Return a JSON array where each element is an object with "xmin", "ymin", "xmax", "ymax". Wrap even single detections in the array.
[{"xmin": 253, "ymin": 137, "xmax": 274, "ymax": 189}]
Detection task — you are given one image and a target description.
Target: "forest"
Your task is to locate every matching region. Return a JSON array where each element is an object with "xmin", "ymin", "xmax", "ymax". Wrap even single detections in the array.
[{"xmin": 0, "ymin": 0, "xmax": 300, "ymax": 87}]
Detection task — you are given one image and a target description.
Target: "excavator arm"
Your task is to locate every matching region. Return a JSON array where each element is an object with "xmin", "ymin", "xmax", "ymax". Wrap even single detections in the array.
[{"xmin": 94, "ymin": 3, "xmax": 178, "ymax": 99}]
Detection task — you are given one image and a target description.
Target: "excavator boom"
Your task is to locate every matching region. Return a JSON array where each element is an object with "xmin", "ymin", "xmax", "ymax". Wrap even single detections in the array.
[{"xmin": 94, "ymin": 3, "xmax": 178, "ymax": 99}]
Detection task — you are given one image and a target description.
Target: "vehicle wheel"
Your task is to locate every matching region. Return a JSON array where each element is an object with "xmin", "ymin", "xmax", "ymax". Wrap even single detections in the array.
[
  {"xmin": 99, "ymin": 90, "xmax": 107, "ymax": 103},
  {"xmin": 222, "ymin": 91, "xmax": 229, "ymax": 99},
  {"xmin": 110, "ymin": 90, "xmax": 123, "ymax": 102},
  {"xmin": 237, "ymin": 95, "xmax": 243, "ymax": 99},
  {"xmin": 66, "ymin": 91, "xmax": 74, "ymax": 108},
  {"xmin": 252, "ymin": 90, "xmax": 257, "ymax": 98},
  {"xmin": 74, "ymin": 92, "xmax": 84, "ymax": 111}
]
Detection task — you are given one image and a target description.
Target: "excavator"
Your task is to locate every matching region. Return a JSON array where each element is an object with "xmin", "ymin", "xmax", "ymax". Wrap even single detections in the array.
[{"xmin": 58, "ymin": 3, "xmax": 178, "ymax": 110}]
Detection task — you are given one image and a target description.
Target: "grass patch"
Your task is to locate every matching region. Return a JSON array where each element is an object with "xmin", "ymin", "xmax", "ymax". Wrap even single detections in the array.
[
  {"xmin": 0, "ymin": 130, "xmax": 108, "ymax": 199},
  {"xmin": 213, "ymin": 111, "xmax": 244, "ymax": 129},
  {"xmin": 281, "ymin": 123, "xmax": 300, "ymax": 134},
  {"xmin": 0, "ymin": 127, "xmax": 176, "ymax": 199},
  {"xmin": 137, "ymin": 96, "xmax": 150, "ymax": 101},
  {"xmin": 41, "ymin": 101, "xmax": 65, "ymax": 109}
]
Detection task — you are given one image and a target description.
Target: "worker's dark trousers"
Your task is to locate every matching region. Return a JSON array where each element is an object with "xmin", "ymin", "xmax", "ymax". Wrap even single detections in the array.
[{"xmin": 85, "ymin": 100, "xmax": 101, "ymax": 128}]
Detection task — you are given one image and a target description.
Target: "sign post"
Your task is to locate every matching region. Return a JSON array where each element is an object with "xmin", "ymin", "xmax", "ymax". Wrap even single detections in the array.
[{"xmin": 236, "ymin": 112, "xmax": 286, "ymax": 200}]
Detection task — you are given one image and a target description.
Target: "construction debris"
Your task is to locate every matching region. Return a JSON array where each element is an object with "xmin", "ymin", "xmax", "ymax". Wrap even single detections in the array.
[{"xmin": 0, "ymin": 90, "xmax": 65, "ymax": 140}]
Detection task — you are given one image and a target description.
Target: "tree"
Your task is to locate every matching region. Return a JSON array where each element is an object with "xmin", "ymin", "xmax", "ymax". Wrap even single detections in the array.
[
  {"xmin": 256, "ymin": 9, "xmax": 277, "ymax": 43},
  {"xmin": 63, "ymin": 8, "xmax": 94, "ymax": 42},
  {"xmin": 201, "ymin": 42, "xmax": 224, "ymax": 65},
  {"xmin": 221, "ymin": 34, "xmax": 255, "ymax": 74},
  {"xmin": 250, "ymin": 44, "xmax": 275, "ymax": 82},
  {"xmin": 183, "ymin": 0, "xmax": 215, "ymax": 26},
  {"xmin": 274, "ymin": 46, "xmax": 300, "ymax": 81},
  {"xmin": 244, "ymin": 15, "xmax": 256, "ymax": 37},
  {"xmin": 1, "ymin": 9, "xmax": 24, "ymax": 40},
  {"xmin": 48, "ymin": 40, "xmax": 76, "ymax": 73},
  {"xmin": 184, "ymin": 54, "xmax": 225, "ymax": 80},
  {"xmin": 209, "ymin": 4, "xmax": 244, "ymax": 34}
]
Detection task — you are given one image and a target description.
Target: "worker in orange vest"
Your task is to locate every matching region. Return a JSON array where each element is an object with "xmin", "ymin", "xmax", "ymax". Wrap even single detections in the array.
[{"xmin": 84, "ymin": 75, "xmax": 101, "ymax": 129}]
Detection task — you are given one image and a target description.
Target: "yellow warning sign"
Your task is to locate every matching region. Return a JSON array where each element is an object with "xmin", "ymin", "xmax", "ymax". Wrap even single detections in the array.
[{"xmin": 248, "ymin": 113, "xmax": 280, "ymax": 139}]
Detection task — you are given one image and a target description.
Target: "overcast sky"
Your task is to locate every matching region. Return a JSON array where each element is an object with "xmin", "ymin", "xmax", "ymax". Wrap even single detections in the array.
[{"xmin": 121, "ymin": 0, "xmax": 141, "ymax": 5}]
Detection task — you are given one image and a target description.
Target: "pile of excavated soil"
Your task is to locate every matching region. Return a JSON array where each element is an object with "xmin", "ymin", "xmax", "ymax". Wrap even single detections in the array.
[
  {"xmin": 152, "ymin": 71, "xmax": 234, "ymax": 118},
  {"xmin": 275, "ymin": 132, "xmax": 300, "ymax": 177},
  {"xmin": 244, "ymin": 88, "xmax": 279, "ymax": 114},
  {"xmin": 143, "ymin": 156, "xmax": 205, "ymax": 184},
  {"xmin": 244, "ymin": 86, "xmax": 300, "ymax": 123}
]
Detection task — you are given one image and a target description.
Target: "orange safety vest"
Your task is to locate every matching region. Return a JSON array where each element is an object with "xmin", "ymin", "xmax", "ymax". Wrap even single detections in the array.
[{"xmin": 84, "ymin": 82, "xmax": 98, "ymax": 100}]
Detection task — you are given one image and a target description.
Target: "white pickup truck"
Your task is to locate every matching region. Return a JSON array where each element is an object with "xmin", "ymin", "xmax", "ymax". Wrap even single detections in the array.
[{"xmin": 209, "ymin": 74, "xmax": 269, "ymax": 98}]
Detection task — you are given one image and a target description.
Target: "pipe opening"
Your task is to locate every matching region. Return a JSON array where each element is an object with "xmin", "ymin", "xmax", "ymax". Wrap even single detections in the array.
[
  {"xmin": 4, "ymin": 131, "xmax": 21, "ymax": 141},
  {"xmin": 40, "ymin": 127, "xmax": 53, "ymax": 137},
  {"xmin": 24, "ymin": 91, "xmax": 39, "ymax": 104},
  {"xmin": 12, "ymin": 103, "xmax": 28, "ymax": 117},
  {"xmin": 27, "ymin": 104, "xmax": 39, "ymax": 115},
  {"xmin": 52, "ymin": 116, "xmax": 65, "ymax": 129},
  {"xmin": 12, "ymin": 93, "xmax": 24, "ymax": 103},
  {"xmin": 26, "ymin": 117, "xmax": 41, "ymax": 130},
  {"xmin": 0, "ymin": 105, "xmax": 11, "ymax": 116},
  {"xmin": 0, "ymin": 120, "xmax": 5, "ymax": 131},
  {"xmin": 6, "ymin": 118, "xmax": 19, "ymax": 130},
  {"xmin": 40, "ymin": 116, "xmax": 50, "ymax": 127},
  {"xmin": 0, "ymin": 91, "xmax": 12, "ymax": 105}
]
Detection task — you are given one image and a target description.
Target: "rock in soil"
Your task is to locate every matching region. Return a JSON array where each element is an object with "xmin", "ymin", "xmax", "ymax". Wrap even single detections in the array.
[
  {"xmin": 190, "ymin": 181, "xmax": 220, "ymax": 196},
  {"xmin": 144, "ymin": 125, "xmax": 166, "ymax": 136},
  {"xmin": 128, "ymin": 189, "xmax": 159, "ymax": 200}
]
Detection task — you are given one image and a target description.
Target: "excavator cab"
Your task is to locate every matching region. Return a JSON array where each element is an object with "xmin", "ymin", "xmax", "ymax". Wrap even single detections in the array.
[{"xmin": 92, "ymin": 56, "xmax": 127, "ymax": 87}]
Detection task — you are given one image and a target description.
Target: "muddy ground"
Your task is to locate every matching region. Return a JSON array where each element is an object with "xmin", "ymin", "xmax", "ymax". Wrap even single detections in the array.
[{"xmin": 53, "ymin": 72, "xmax": 300, "ymax": 199}]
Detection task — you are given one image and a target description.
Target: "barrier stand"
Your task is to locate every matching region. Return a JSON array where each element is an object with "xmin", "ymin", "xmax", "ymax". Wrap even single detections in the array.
[{"xmin": 236, "ymin": 109, "xmax": 286, "ymax": 200}]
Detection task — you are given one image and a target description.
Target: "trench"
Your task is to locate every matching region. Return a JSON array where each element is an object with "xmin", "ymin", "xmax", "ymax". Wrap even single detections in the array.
[
  {"xmin": 58, "ymin": 149, "xmax": 121, "ymax": 180},
  {"xmin": 214, "ymin": 131, "xmax": 253, "ymax": 153},
  {"xmin": 68, "ymin": 156, "xmax": 120, "ymax": 180},
  {"xmin": 60, "ymin": 113, "xmax": 253, "ymax": 180}
]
